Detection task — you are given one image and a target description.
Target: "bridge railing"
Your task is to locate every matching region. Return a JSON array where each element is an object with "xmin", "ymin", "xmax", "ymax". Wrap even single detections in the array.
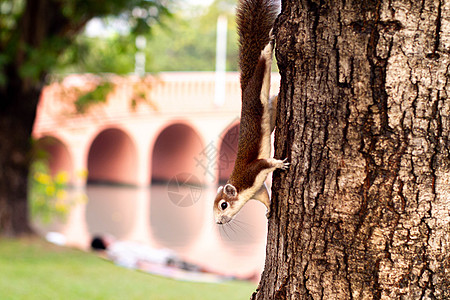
[{"xmin": 35, "ymin": 72, "xmax": 281, "ymax": 130}]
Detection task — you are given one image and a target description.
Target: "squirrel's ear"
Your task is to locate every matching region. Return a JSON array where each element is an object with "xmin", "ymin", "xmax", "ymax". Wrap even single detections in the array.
[
  {"xmin": 224, "ymin": 184, "xmax": 237, "ymax": 197},
  {"xmin": 217, "ymin": 186, "xmax": 224, "ymax": 194}
]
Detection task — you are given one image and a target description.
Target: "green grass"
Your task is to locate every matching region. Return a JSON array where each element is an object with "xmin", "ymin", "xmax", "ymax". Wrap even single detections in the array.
[{"xmin": 0, "ymin": 238, "xmax": 256, "ymax": 300}]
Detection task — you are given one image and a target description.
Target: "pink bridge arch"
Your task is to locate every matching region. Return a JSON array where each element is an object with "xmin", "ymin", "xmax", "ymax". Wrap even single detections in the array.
[
  {"xmin": 151, "ymin": 122, "xmax": 205, "ymax": 184},
  {"xmin": 35, "ymin": 135, "xmax": 74, "ymax": 184},
  {"xmin": 87, "ymin": 127, "xmax": 138, "ymax": 185}
]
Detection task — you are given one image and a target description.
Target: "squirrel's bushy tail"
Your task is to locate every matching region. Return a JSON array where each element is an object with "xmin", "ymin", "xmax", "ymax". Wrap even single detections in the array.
[{"xmin": 236, "ymin": 0, "xmax": 278, "ymax": 91}]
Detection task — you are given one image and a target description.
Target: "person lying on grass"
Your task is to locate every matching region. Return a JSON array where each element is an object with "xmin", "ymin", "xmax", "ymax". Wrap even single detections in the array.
[{"xmin": 90, "ymin": 235, "xmax": 257, "ymax": 282}]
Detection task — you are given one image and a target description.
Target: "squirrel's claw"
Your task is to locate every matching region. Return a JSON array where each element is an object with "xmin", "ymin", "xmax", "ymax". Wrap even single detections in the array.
[
  {"xmin": 274, "ymin": 158, "xmax": 289, "ymax": 170},
  {"xmin": 281, "ymin": 158, "xmax": 290, "ymax": 170}
]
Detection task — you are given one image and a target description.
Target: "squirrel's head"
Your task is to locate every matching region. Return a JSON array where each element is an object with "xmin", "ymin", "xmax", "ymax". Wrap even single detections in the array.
[{"xmin": 213, "ymin": 184, "xmax": 243, "ymax": 224}]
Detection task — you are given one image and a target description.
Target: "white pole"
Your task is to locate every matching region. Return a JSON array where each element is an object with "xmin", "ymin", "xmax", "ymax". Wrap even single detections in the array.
[
  {"xmin": 214, "ymin": 15, "xmax": 227, "ymax": 107},
  {"xmin": 135, "ymin": 35, "xmax": 146, "ymax": 76}
]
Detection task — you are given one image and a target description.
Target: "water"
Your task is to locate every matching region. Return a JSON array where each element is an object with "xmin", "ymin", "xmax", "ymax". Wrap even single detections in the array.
[{"xmin": 33, "ymin": 183, "xmax": 268, "ymax": 276}]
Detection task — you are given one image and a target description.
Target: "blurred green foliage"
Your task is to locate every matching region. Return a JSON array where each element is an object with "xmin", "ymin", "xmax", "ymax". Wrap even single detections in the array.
[
  {"xmin": 56, "ymin": 33, "xmax": 137, "ymax": 74},
  {"xmin": 147, "ymin": 0, "xmax": 238, "ymax": 72},
  {"xmin": 74, "ymin": 81, "xmax": 114, "ymax": 113},
  {"xmin": 54, "ymin": 0, "xmax": 239, "ymax": 74},
  {"xmin": 0, "ymin": 0, "xmax": 172, "ymax": 88}
]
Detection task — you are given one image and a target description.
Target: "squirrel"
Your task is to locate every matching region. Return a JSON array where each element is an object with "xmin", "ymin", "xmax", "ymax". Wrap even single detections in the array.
[{"xmin": 213, "ymin": 0, "xmax": 288, "ymax": 225}]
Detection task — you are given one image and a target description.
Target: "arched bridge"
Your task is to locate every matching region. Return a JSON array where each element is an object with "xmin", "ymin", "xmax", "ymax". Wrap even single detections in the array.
[
  {"xmin": 34, "ymin": 72, "xmax": 280, "ymax": 187},
  {"xmin": 32, "ymin": 72, "xmax": 280, "ymax": 277}
]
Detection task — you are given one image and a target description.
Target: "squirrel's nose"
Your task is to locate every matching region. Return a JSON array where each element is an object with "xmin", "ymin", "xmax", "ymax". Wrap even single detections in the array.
[{"xmin": 217, "ymin": 215, "xmax": 231, "ymax": 224}]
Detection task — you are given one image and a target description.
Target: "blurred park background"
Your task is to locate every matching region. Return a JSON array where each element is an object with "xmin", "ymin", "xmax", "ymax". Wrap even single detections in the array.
[{"xmin": 0, "ymin": 0, "xmax": 279, "ymax": 298}]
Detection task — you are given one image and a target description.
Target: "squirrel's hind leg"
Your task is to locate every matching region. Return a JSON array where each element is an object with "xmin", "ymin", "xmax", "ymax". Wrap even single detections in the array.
[{"xmin": 253, "ymin": 182, "xmax": 271, "ymax": 217}]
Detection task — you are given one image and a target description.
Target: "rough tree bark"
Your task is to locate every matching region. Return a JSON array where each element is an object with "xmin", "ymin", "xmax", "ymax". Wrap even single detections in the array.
[{"xmin": 254, "ymin": 0, "xmax": 450, "ymax": 299}]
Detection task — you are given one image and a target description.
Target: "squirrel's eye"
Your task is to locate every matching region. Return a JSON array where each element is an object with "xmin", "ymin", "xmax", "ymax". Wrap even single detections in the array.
[{"xmin": 219, "ymin": 200, "xmax": 228, "ymax": 210}]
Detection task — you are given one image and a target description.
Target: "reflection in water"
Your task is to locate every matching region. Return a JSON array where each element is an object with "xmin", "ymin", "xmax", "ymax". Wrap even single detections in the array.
[
  {"xmin": 85, "ymin": 184, "xmax": 140, "ymax": 240},
  {"xmin": 150, "ymin": 183, "xmax": 204, "ymax": 249},
  {"xmin": 33, "ymin": 182, "xmax": 268, "ymax": 276},
  {"xmin": 83, "ymin": 183, "xmax": 267, "ymax": 250}
]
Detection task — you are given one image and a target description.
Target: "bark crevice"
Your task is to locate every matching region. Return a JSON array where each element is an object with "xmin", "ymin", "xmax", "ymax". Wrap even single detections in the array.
[{"xmin": 255, "ymin": 0, "xmax": 450, "ymax": 299}]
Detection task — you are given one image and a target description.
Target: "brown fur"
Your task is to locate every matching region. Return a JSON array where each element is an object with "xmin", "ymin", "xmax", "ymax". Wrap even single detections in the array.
[
  {"xmin": 237, "ymin": 0, "xmax": 278, "ymax": 91},
  {"xmin": 229, "ymin": 57, "xmax": 267, "ymax": 192},
  {"xmin": 227, "ymin": 0, "xmax": 278, "ymax": 192},
  {"xmin": 214, "ymin": 188, "xmax": 237, "ymax": 206},
  {"xmin": 213, "ymin": 0, "xmax": 280, "ymax": 223}
]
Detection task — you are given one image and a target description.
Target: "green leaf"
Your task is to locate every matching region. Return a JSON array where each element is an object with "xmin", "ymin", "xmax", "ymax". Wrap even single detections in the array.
[{"xmin": 74, "ymin": 81, "xmax": 114, "ymax": 113}]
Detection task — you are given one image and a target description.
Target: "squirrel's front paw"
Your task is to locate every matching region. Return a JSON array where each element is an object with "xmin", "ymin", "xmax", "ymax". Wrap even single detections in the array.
[
  {"xmin": 275, "ymin": 158, "xmax": 289, "ymax": 170},
  {"xmin": 267, "ymin": 158, "xmax": 290, "ymax": 170},
  {"xmin": 281, "ymin": 158, "xmax": 290, "ymax": 170}
]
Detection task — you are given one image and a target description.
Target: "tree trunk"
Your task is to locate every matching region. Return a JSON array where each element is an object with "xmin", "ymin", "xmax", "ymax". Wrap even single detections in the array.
[
  {"xmin": 0, "ymin": 0, "xmax": 83, "ymax": 237},
  {"xmin": 0, "ymin": 71, "xmax": 41, "ymax": 236},
  {"xmin": 254, "ymin": 0, "xmax": 450, "ymax": 299}
]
